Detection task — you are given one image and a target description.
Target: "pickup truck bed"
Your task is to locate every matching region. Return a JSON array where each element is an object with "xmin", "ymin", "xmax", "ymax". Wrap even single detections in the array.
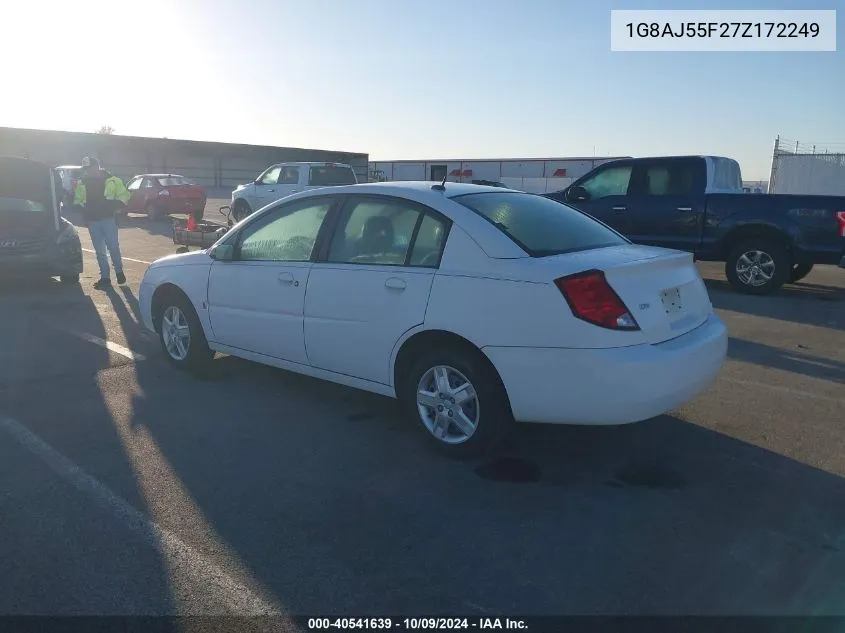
[{"xmin": 545, "ymin": 155, "xmax": 845, "ymax": 294}]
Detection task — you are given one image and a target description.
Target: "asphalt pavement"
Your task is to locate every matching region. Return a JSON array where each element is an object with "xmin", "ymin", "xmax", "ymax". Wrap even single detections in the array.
[{"xmin": 1, "ymin": 203, "xmax": 844, "ymax": 618}]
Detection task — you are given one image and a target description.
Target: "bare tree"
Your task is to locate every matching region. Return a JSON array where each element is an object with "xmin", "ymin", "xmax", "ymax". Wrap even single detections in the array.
[{"xmin": 96, "ymin": 125, "xmax": 115, "ymax": 135}]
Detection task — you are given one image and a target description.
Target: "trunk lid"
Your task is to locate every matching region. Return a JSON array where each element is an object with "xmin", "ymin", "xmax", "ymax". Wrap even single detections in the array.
[
  {"xmin": 0, "ymin": 156, "xmax": 59, "ymax": 241},
  {"xmin": 541, "ymin": 244, "xmax": 712, "ymax": 345},
  {"xmin": 157, "ymin": 176, "xmax": 206, "ymax": 200}
]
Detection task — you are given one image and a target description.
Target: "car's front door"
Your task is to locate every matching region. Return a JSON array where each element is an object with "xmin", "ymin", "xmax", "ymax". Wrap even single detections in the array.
[
  {"xmin": 566, "ymin": 162, "xmax": 634, "ymax": 235},
  {"xmin": 272, "ymin": 165, "xmax": 301, "ymax": 201},
  {"xmin": 253, "ymin": 165, "xmax": 282, "ymax": 210},
  {"xmin": 207, "ymin": 196, "xmax": 336, "ymax": 364},
  {"xmin": 304, "ymin": 195, "xmax": 450, "ymax": 385}
]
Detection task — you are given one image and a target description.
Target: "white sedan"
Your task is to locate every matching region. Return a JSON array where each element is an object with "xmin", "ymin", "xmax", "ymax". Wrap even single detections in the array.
[{"xmin": 139, "ymin": 182, "xmax": 728, "ymax": 457}]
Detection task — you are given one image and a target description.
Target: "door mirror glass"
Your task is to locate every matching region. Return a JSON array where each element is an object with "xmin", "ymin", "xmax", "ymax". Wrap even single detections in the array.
[
  {"xmin": 211, "ymin": 243, "xmax": 235, "ymax": 261},
  {"xmin": 567, "ymin": 185, "xmax": 589, "ymax": 203}
]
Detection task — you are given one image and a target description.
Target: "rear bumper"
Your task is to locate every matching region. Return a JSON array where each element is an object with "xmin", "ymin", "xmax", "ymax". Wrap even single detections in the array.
[
  {"xmin": 483, "ymin": 312, "xmax": 728, "ymax": 425},
  {"xmin": 0, "ymin": 240, "xmax": 83, "ymax": 278}
]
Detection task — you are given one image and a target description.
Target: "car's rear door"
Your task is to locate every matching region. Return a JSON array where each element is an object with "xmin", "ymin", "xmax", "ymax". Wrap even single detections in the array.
[
  {"xmin": 303, "ymin": 195, "xmax": 449, "ymax": 385},
  {"xmin": 624, "ymin": 157, "xmax": 707, "ymax": 253}
]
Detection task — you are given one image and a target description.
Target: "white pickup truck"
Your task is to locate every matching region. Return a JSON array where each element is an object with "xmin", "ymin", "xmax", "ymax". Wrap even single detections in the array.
[{"xmin": 230, "ymin": 162, "xmax": 358, "ymax": 222}]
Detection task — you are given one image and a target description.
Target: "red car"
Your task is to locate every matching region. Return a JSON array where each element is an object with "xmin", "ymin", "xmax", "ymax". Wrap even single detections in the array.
[{"xmin": 125, "ymin": 174, "xmax": 207, "ymax": 219}]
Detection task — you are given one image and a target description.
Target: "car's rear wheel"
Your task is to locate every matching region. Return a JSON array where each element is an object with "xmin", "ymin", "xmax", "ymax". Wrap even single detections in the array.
[
  {"xmin": 59, "ymin": 273, "xmax": 80, "ymax": 284},
  {"xmin": 725, "ymin": 238, "xmax": 790, "ymax": 295},
  {"xmin": 400, "ymin": 346, "xmax": 513, "ymax": 458},
  {"xmin": 788, "ymin": 263, "xmax": 814, "ymax": 283},
  {"xmin": 232, "ymin": 200, "xmax": 252, "ymax": 223},
  {"xmin": 156, "ymin": 292, "xmax": 214, "ymax": 373}
]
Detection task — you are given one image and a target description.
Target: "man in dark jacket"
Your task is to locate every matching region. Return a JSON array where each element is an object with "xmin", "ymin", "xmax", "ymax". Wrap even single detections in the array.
[{"xmin": 73, "ymin": 157, "xmax": 130, "ymax": 289}]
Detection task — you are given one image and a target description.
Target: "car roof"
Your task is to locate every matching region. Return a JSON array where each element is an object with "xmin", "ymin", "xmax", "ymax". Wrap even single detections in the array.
[
  {"xmin": 56, "ymin": 165, "xmax": 82, "ymax": 170},
  {"xmin": 275, "ymin": 181, "xmax": 531, "ymax": 259},
  {"xmin": 136, "ymin": 173, "xmax": 185, "ymax": 177},
  {"xmin": 274, "ymin": 162, "xmax": 353, "ymax": 167}
]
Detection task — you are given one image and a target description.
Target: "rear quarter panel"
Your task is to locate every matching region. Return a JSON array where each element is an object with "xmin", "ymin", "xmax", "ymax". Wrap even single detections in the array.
[{"xmin": 423, "ymin": 227, "xmax": 649, "ymax": 349}]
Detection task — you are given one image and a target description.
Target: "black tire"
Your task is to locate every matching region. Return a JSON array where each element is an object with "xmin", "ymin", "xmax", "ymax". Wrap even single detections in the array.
[
  {"xmin": 146, "ymin": 202, "xmax": 163, "ymax": 220},
  {"xmin": 59, "ymin": 273, "xmax": 80, "ymax": 284},
  {"xmin": 156, "ymin": 290, "xmax": 214, "ymax": 374},
  {"xmin": 400, "ymin": 345, "xmax": 513, "ymax": 459},
  {"xmin": 725, "ymin": 238, "xmax": 790, "ymax": 295},
  {"xmin": 232, "ymin": 200, "xmax": 252, "ymax": 223},
  {"xmin": 788, "ymin": 263, "xmax": 814, "ymax": 283}
]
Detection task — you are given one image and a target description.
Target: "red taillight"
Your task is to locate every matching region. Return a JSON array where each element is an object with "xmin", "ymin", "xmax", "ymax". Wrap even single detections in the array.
[{"xmin": 555, "ymin": 269, "xmax": 639, "ymax": 331}]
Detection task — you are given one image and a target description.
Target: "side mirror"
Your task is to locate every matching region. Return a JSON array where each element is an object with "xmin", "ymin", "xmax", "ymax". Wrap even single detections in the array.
[
  {"xmin": 210, "ymin": 243, "xmax": 235, "ymax": 261},
  {"xmin": 566, "ymin": 185, "xmax": 589, "ymax": 203}
]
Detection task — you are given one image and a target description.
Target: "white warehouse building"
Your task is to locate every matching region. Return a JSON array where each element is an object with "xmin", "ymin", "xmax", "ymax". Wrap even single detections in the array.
[{"xmin": 368, "ymin": 156, "xmax": 629, "ymax": 193}]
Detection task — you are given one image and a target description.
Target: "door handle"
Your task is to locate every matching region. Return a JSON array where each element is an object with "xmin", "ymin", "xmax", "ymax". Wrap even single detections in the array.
[
  {"xmin": 385, "ymin": 277, "xmax": 406, "ymax": 291},
  {"xmin": 267, "ymin": 188, "xmax": 275, "ymax": 193},
  {"xmin": 677, "ymin": 207, "xmax": 693, "ymax": 212},
  {"xmin": 278, "ymin": 272, "xmax": 295, "ymax": 285},
  {"xmin": 612, "ymin": 206, "xmax": 627, "ymax": 212}
]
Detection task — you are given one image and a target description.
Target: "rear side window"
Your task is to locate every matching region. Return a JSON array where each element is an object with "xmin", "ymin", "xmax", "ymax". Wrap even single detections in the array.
[
  {"xmin": 156, "ymin": 176, "xmax": 192, "ymax": 186},
  {"xmin": 453, "ymin": 192, "xmax": 628, "ymax": 257},
  {"xmin": 309, "ymin": 165, "xmax": 356, "ymax": 186}
]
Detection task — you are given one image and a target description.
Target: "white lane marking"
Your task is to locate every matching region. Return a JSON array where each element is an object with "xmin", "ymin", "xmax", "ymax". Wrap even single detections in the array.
[
  {"xmin": 82, "ymin": 247, "xmax": 151, "ymax": 265},
  {"xmin": 71, "ymin": 331, "xmax": 147, "ymax": 362},
  {"xmin": 0, "ymin": 415, "xmax": 283, "ymax": 616},
  {"xmin": 730, "ymin": 377, "xmax": 845, "ymax": 404}
]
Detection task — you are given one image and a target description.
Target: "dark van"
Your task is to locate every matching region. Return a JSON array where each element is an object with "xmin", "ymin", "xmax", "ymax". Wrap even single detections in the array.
[{"xmin": 0, "ymin": 156, "xmax": 83, "ymax": 284}]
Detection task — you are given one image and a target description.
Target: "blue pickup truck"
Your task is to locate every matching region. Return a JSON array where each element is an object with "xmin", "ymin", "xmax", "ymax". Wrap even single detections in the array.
[{"xmin": 545, "ymin": 155, "xmax": 845, "ymax": 295}]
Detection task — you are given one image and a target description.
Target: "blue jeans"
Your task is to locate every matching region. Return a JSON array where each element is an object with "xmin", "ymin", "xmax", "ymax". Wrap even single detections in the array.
[{"xmin": 87, "ymin": 217, "xmax": 124, "ymax": 280}]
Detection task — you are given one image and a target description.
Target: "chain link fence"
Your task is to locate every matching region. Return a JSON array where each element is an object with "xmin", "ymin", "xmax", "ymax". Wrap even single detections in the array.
[{"xmin": 769, "ymin": 136, "xmax": 845, "ymax": 195}]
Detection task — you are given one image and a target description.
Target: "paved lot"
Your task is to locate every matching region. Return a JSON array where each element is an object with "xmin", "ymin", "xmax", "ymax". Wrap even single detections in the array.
[{"xmin": 1, "ymin": 206, "xmax": 844, "ymax": 618}]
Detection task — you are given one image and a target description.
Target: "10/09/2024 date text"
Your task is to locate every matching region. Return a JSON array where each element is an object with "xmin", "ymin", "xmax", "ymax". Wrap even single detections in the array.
[{"xmin": 307, "ymin": 617, "xmax": 529, "ymax": 630}]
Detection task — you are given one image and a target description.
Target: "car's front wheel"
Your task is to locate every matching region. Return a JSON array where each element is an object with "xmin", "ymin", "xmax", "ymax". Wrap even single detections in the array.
[
  {"xmin": 401, "ymin": 346, "xmax": 513, "ymax": 458},
  {"xmin": 157, "ymin": 292, "xmax": 214, "ymax": 373},
  {"xmin": 232, "ymin": 200, "xmax": 252, "ymax": 223}
]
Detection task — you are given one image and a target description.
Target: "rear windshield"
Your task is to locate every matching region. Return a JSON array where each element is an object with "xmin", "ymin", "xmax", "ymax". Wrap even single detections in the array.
[
  {"xmin": 452, "ymin": 191, "xmax": 628, "ymax": 257},
  {"xmin": 0, "ymin": 197, "xmax": 48, "ymax": 213},
  {"xmin": 156, "ymin": 176, "xmax": 194, "ymax": 186},
  {"xmin": 308, "ymin": 165, "xmax": 356, "ymax": 186}
]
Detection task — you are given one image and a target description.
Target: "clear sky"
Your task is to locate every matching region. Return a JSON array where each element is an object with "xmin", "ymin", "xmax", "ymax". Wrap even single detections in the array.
[{"xmin": 2, "ymin": 0, "xmax": 842, "ymax": 179}]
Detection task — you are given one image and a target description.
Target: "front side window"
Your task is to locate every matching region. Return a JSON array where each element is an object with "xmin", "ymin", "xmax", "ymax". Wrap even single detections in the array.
[
  {"xmin": 327, "ymin": 198, "xmax": 424, "ymax": 265},
  {"xmin": 580, "ymin": 165, "xmax": 632, "ymax": 199},
  {"xmin": 238, "ymin": 199, "xmax": 331, "ymax": 262},
  {"xmin": 453, "ymin": 191, "xmax": 627, "ymax": 257},
  {"xmin": 259, "ymin": 166, "xmax": 281, "ymax": 185},
  {"xmin": 127, "ymin": 178, "xmax": 142, "ymax": 191}
]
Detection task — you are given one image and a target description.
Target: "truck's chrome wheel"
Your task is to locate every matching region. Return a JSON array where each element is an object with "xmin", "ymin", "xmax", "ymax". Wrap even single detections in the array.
[{"xmin": 735, "ymin": 250, "xmax": 775, "ymax": 287}]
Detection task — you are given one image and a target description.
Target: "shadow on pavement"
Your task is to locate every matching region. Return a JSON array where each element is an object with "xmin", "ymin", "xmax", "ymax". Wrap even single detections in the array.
[
  {"xmin": 706, "ymin": 279, "xmax": 845, "ymax": 330},
  {"xmin": 0, "ymin": 281, "xmax": 176, "ymax": 617},
  {"xmin": 728, "ymin": 337, "xmax": 845, "ymax": 384},
  {"xmin": 117, "ymin": 349, "xmax": 845, "ymax": 616}
]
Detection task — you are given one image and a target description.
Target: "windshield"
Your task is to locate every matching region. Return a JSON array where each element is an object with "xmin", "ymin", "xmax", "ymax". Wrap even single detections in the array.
[
  {"xmin": 452, "ymin": 191, "xmax": 628, "ymax": 257},
  {"xmin": 308, "ymin": 165, "xmax": 356, "ymax": 186}
]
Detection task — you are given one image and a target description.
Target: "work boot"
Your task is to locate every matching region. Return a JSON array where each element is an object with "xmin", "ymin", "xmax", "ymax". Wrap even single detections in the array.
[
  {"xmin": 93, "ymin": 278, "xmax": 111, "ymax": 290},
  {"xmin": 116, "ymin": 272, "xmax": 126, "ymax": 285}
]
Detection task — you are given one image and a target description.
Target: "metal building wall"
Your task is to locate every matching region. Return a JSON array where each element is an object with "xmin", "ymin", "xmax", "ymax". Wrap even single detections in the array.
[
  {"xmin": 768, "ymin": 137, "xmax": 845, "ymax": 195},
  {"xmin": 0, "ymin": 127, "xmax": 368, "ymax": 191}
]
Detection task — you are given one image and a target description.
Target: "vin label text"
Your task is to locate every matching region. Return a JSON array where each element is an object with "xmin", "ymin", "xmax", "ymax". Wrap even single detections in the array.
[{"xmin": 610, "ymin": 10, "xmax": 836, "ymax": 51}]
